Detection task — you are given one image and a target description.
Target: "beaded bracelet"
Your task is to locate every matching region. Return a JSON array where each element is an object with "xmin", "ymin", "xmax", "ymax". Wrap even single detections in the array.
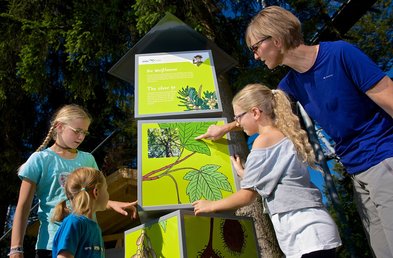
[{"xmin": 8, "ymin": 246, "xmax": 24, "ymax": 256}]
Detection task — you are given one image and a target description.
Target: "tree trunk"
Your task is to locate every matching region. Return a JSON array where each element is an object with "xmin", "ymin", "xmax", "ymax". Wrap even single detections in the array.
[{"xmin": 217, "ymin": 74, "xmax": 283, "ymax": 257}]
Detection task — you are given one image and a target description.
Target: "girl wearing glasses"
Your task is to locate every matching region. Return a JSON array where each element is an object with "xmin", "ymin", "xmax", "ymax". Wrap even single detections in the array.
[
  {"xmin": 9, "ymin": 104, "xmax": 137, "ymax": 258},
  {"xmin": 193, "ymin": 84, "xmax": 341, "ymax": 258}
]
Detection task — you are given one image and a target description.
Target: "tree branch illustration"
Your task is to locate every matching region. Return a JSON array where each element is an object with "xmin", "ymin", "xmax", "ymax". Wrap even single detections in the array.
[{"xmin": 142, "ymin": 151, "xmax": 197, "ymax": 181}]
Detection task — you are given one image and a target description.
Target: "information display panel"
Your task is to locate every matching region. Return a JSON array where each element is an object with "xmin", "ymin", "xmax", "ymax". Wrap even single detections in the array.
[
  {"xmin": 137, "ymin": 118, "xmax": 238, "ymax": 211},
  {"xmin": 135, "ymin": 50, "xmax": 222, "ymax": 118}
]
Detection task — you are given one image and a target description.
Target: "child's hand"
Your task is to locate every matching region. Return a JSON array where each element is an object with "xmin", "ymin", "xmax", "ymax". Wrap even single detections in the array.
[
  {"xmin": 192, "ymin": 200, "xmax": 215, "ymax": 215},
  {"xmin": 230, "ymin": 155, "xmax": 245, "ymax": 178},
  {"xmin": 107, "ymin": 200, "xmax": 138, "ymax": 219},
  {"xmin": 195, "ymin": 124, "xmax": 226, "ymax": 140}
]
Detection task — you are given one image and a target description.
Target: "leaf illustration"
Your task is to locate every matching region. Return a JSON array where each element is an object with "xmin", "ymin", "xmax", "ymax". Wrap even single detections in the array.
[
  {"xmin": 159, "ymin": 122, "xmax": 217, "ymax": 155},
  {"xmin": 200, "ymin": 165, "xmax": 233, "ymax": 192},
  {"xmin": 189, "ymin": 87, "xmax": 198, "ymax": 100},
  {"xmin": 184, "ymin": 164, "xmax": 233, "ymax": 202},
  {"xmin": 184, "ymin": 172, "xmax": 204, "ymax": 201}
]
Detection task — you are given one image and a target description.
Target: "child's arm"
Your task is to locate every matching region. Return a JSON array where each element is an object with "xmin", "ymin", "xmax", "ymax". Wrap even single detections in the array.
[
  {"xmin": 10, "ymin": 179, "xmax": 36, "ymax": 256},
  {"xmin": 106, "ymin": 200, "xmax": 138, "ymax": 219},
  {"xmin": 195, "ymin": 121, "xmax": 240, "ymax": 140},
  {"xmin": 192, "ymin": 189, "xmax": 257, "ymax": 215}
]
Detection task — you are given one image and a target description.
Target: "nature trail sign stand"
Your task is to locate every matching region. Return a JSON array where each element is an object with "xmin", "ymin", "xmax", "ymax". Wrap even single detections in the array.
[{"xmin": 109, "ymin": 12, "xmax": 259, "ymax": 258}]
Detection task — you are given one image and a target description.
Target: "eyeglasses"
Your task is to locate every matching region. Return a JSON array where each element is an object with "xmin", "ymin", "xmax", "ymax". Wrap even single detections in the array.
[
  {"xmin": 67, "ymin": 125, "xmax": 90, "ymax": 136},
  {"xmin": 233, "ymin": 111, "xmax": 248, "ymax": 122},
  {"xmin": 249, "ymin": 36, "xmax": 271, "ymax": 53}
]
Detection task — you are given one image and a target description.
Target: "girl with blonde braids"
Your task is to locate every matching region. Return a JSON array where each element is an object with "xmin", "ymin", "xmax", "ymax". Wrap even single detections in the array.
[
  {"xmin": 52, "ymin": 167, "xmax": 109, "ymax": 258},
  {"xmin": 10, "ymin": 104, "xmax": 137, "ymax": 258},
  {"xmin": 193, "ymin": 84, "xmax": 341, "ymax": 258}
]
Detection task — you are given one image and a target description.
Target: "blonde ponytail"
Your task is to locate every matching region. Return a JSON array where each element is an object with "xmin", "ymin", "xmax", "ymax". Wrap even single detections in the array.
[
  {"xmin": 272, "ymin": 90, "xmax": 316, "ymax": 168},
  {"xmin": 51, "ymin": 200, "xmax": 70, "ymax": 222},
  {"xmin": 51, "ymin": 167, "xmax": 105, "ymax": 222}
]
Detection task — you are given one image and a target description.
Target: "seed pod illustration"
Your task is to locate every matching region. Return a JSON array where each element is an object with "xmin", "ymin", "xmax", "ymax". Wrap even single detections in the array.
[{"xmin": 221, "ymin": 219, "xmax": 246, "ymax": 254}]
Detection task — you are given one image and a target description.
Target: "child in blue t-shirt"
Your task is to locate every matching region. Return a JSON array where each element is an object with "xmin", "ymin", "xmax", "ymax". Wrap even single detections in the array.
[{"xmin": 52, "ymin": 167, "xmax": 109, "ymax": 258}]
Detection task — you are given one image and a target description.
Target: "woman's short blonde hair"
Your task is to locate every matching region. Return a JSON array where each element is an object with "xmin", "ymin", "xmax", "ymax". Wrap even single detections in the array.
[{"xmin": 246, "ymin": 6, "xmax": 304, "ymax": 51}]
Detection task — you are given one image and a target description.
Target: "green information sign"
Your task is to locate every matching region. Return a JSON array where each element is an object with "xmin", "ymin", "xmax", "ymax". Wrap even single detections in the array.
[
  {"xmin": 135, "ymin": 50, "xmax": 222, "ymax": 118},
  {"xmin": 138, "ymin": 118, "xmax": 238, "ymax": 211}
]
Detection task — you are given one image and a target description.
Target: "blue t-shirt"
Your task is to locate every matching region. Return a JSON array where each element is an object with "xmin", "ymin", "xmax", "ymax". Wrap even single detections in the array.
[
  {"xmin": 279, "ymin": 41, "xmax": 393, "ymax": 174},
  {"xmin": 18, "ymin": 148, "xmax": 98, "ymax": 250},
  {"xmin": 52, "ymin": 214, "xmax": 105, "ymax": 257}
]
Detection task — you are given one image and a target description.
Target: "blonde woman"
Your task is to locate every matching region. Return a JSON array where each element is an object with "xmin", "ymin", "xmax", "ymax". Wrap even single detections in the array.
[
  {"xmin": 52, "ymin": 167, "xmax": 109, "ymax": 258},
  {"xmin": 193, "ymin": 84, "xmax": 341, "ymax": 258},
  {"xmin": 10, "ymin": 104, "xmax": 137, "ymax": 258}
]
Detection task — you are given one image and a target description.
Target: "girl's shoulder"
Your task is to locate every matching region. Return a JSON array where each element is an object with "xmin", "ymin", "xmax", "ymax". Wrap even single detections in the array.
[
  {"xmin": 252, "ymin": 129, "xmax": 286, "ymax": 149},
  {"xmin": 30, "ymin": 148, "xmax": 54, "ymax": 157},
  {"xmin": 22, "ymin": 148, "xmax": 57, "ymax": 166}
]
